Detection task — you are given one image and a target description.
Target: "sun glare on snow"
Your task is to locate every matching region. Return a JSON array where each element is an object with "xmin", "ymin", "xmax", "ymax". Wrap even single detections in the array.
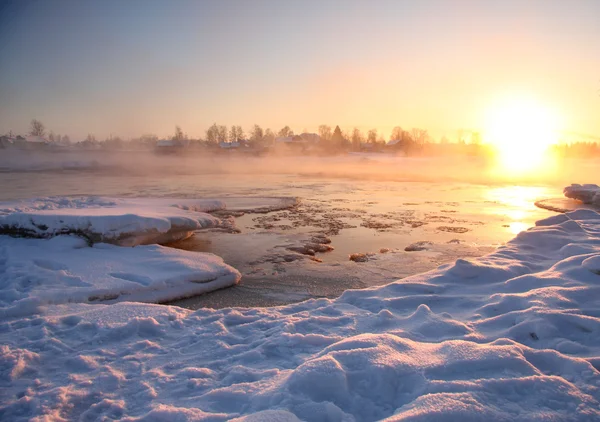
[{"xmin": 485, "ymin": 97, "xmax": 560, "ymax": 174}]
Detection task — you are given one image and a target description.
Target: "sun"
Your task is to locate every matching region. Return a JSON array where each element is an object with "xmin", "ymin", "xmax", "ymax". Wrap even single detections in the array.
[{"xmin": 484, "ymin": 97, "xmax": 560, "ymax": 174}]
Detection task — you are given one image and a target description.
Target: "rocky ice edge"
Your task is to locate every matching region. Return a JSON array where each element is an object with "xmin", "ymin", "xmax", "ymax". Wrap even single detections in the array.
[
  {"xmin": 564, "ymin": 184, "xmax": 600, "ymax": 207},
  {"xmin": 0, "ymin": 196, "xmax": 298, "ymax": 246},
  {"xmin": 0, "ymin": 235, "xmax": 241, "ymax": 318},
  {"xmin": 2, "ymin": 209, "xmax": 600, "ymax": 420}
]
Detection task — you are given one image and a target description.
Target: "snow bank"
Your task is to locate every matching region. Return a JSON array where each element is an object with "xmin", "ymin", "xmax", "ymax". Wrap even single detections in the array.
[
  {"xmin": 2, "ymin": 210, "xmax": 600, "ymax": 420},
  {"xmin": 0, "ymin": 235, "xmax": 241, "ymax": 318},
  {"xmin": 0, "ymin": 196, "xmax": 223, "ymax": 246},
  {"xmin": 564, "ymin": 184, "xmax": 600, "ymax": 207},
  {"xmin": 0, "ymin": 196, "xmax": 297, "ymax": 246}
]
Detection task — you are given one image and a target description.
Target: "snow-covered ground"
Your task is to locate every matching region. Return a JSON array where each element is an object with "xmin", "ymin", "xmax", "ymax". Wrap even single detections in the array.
[
  {"xmin": 0, "ymin": 235, "xmax": 241, "ymax": 318},
  {"xmin": 2, "ymin": 197, "xmax": 600, "ymax": 419},
  {"xmin": 565, "ymin": 184, "xmax": 600, "ymax": 207},
  {"xmin": 0, "ymin": 196, "xmax": 297, "ymax": 246}
]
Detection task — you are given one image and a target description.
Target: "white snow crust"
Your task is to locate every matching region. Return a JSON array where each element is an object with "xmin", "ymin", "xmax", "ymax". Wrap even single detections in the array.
[
  {"xmin": 2, "ymin": 209, "xmax": 600, "ymax": 420},
  {"xmin": 564, "ymin": 184, "xmax": 600, "ymax": 207},
  {"xmin": 0, "ymin": 196, "xmax": 297, "ymax": 246},
  {"xmin": 0, "ymin": 235, "xmax": 241, "ymax": 318}
]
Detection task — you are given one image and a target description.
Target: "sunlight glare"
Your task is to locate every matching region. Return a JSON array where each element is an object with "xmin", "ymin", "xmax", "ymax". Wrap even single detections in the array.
[{"xmin": 485, "ymin": 97, "xmax": 560, "ymax": 174}]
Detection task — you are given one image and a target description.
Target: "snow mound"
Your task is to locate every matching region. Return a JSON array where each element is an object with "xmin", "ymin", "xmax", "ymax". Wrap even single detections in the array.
[
  {"xmin": 2, "ymin": 209, "xmax": 600, "ymax": 420},
  {"xmin": 564, "ymin": 184, "xmax": 600, "ymax": 207},
  {"xmin": 0, "ymin": 196, "xmax": 298, "ymax": 246},
  {"xmin": 0, "ymin": 235, "xmax": 241, "ymax": 318}
]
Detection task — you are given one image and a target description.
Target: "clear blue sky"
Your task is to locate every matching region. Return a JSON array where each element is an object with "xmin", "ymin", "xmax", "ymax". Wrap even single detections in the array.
[{"xmin": 0, "ymin": 0, "xmax": 599, "ymax": 140}]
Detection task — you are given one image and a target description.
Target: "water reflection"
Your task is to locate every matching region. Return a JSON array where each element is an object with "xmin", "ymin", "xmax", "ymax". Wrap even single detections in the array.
[{"xmin": 485, "ymin": 186, "xmax": 550, "ymax": 234}]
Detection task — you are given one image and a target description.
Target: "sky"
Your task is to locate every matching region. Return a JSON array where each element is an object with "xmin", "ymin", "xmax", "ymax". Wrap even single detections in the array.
[{"xmin": 0, "ymin": 0, "xmax": 599, "ymax": 141}]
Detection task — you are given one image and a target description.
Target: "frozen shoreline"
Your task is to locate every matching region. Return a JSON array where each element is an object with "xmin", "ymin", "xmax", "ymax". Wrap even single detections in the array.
[{"xmin": 2, "ymin": 194, "xmax": 600, "ymax": 419}]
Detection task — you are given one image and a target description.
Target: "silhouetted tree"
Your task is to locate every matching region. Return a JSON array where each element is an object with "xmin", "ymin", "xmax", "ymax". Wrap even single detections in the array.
[
  {"xmin": 351, "ymin": 128, "xmax": 364, "ymax": 150},
  {"xmin": 278, "ymin": 126, "xmax": 293, "ymax": 137},
  {"xmin": 217, "ymin": 125, "xmax": 227, "ymax": 143},
  {"xmin": 104, "ymin": 135, "xmax": 124, "ymax": 149},
  {"xmin": 390, "ymin": 126, "xmax": 403, "ymax": 141},
  {"xmin": 229, "ymin": 125, "xmax": 244, "ymax": 142},
  {"xmin": 249, "ymin": 124, "xmax": 264, "ymax": 146},
  {"xmin": 367, "ymin": 129, "xmax": 378, "ymax": 144},
  {"xmin": 331, "ymin": 125, "xmax": 345, "ymax": 149},
  {"xmin": 411, "ymin": 128, "xmax": 429, "ymax": 145},
  {"xmin": 206, "ymin": 123, "xmax": 219, "ymax": 144},
  {"xmin": 318, "ymin": 125, "xmax": 332, "ymax": 144},
  {"xmin": 29, "ymin": 119, "xmax": 45, "ymax": 137},
  {"xmin": 264, "ymin": 128, "xmax": 275, "ymax": 144},
  {"xmin": 174, "ymin": 126, "xmax": 184, "ymax": 141}
]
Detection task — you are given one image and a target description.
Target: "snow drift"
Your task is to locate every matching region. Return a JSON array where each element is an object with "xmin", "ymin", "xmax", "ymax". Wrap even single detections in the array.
[
  {"xmin": 564, "ymin": 183, "xmax": 600, "ymax": 207},
  {"xmin": 2, "ymin": 206, "xmax": 600, "ymax": 420},
  {"xmin": 0, "ymin": 235, "xmax": 241, "ymax": 318},
  {"xmin": 0, "ymin": 196, "xmax": 298, "ymax": 246}
]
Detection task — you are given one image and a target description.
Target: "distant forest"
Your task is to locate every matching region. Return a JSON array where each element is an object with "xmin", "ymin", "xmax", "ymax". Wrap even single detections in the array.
[{"xmin": 2, "ymin": 118, "xmax": 600, "ymax": 158}]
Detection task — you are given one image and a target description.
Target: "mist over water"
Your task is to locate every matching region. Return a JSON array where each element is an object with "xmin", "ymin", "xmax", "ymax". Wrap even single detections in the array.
[{"xmin": 0, "ymin": 149, "xmax": 594, "ymax": 193}]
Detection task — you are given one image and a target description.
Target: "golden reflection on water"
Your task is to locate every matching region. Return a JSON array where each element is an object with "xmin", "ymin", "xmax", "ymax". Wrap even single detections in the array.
[
  {"xmin": 485, "ymin": 185, "xmax": 550, "ymax": 234},
  {"xmin": 508, "ymin": 221, "xmax": 531, "ymax": 235}
]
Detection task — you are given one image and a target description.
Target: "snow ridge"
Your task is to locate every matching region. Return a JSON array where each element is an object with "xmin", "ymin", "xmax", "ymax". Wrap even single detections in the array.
[
  {"xmin": 2, "ymin": 208, "xmax": 600, "ymax": 420},
  {"xmin": 564, "ymin": 184, "xmax": 600, "ymax": 207}
]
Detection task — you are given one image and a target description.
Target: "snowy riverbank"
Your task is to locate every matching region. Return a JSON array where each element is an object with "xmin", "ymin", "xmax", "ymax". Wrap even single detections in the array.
[{"xmin": 2, "ymin": 194, "xmax": 600, "ymax": 419}]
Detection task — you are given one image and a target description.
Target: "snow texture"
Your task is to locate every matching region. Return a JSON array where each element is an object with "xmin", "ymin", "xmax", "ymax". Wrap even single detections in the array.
[
  {"xmin": 0, "ymin": 235, "xmax": 241, "ymax": 318},
  {"xmin": 0, "ymin": 196, "xmax": 298, "ymax": 246},
  {"xmin": 2, "ymin": 209, "xmax": 600, "ymax": 420},
  {"xmin": 564, "ymin": 184, "xmax": 600, "ymax": 207}
]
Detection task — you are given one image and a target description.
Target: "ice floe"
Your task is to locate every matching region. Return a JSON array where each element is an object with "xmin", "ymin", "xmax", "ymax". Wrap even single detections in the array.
[
  {"xmin": 564, "ymin": 184, "xmax": 600, "ymax": 207},
  {"xmin": 2, "ymin": 204, "xmax": 600, "ymax": 419},
  {"xmin": 0, "ymin": 196, "xmax": 298, "ymax": 246},
  {"xmin": 0, "ymin": 235, "xmax": 241, "ymax": 318}
]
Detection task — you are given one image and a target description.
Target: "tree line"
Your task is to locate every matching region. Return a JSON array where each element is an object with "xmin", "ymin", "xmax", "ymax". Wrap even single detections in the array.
[{"xmin": 12, "ymin": 118, "xmax": 596, "ymax": 158}]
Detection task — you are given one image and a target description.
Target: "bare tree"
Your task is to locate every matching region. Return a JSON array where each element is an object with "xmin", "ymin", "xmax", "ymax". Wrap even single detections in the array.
[
  {"xmin": 229, "ymin": 125, "xmax": 244, "ymax": 142},
  {"xmin": 29, "ymin": 119, "xmax": 45, "ymax": 137},
  {"xmin": 351, "ymin": 128, "xmax": 364, "ymax": 150},
  {"xmin": 206, "ymin": 124, "xmax": 219, "ymax": 144},
  {"xmin": 390, "ymin": 126, "xmax": 403, "ymax": 141},
  {"xmin": 278, "ymin": 126, "xmax": 293, "ymax": 138},
  {"xmin": 318, "ymin": 125, "xmax": 332, "ymax": 144},
  {"xmin": 367, "ymin": 129, "xmax": 378, "ymax": 144},
  {"xmin": 411, "ymin": 128, "xmax": 429, "ymax": 145},
  {"xmin": 173, "ymin": 126, "xmax": 184, "ymax": 141},
  {"xmin": 217, "ymin": 125, "xmax": 227, "ymax": 143},
  {"xmin": 264, "ymin": 128, "xmax": 275, "ymax": 144},
  {"xmin": 249, "ymin": 124, "xmax": 264, "ymax": 145},
  {"xmin": 48, "ymin": 131, "xmax": 55, "ymax": 142}
]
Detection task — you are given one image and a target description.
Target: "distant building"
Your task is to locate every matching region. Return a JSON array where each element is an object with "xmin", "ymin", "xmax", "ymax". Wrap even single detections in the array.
[
  {"xmin": 155, "ymin": 139, "xmax": 186, "ymax": 154},
  {"xmin": 299, "ymin": 133, "xmax": 320, "ymax": 143},
  {"xmin": 219, "ymin": 141, "xmax": 240, "ymax": 149},
  {"xmin": 7, "ymin": 135, "xmax": 50, "ymax": 150}
]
